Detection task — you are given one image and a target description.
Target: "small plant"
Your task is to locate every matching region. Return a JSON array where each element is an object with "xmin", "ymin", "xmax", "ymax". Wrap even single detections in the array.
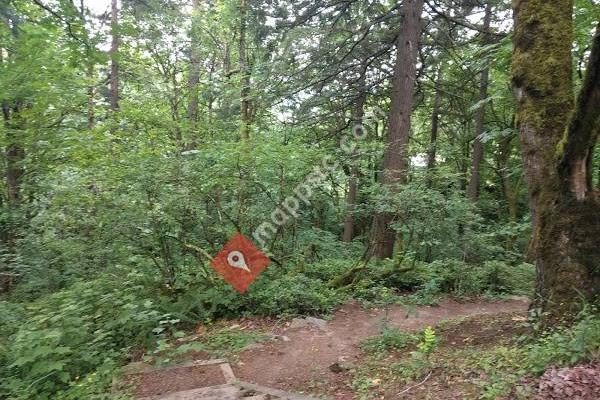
[
  {"xmin": 417, "ymin": 326, "xmax": 438, "ymax": 356},
  {"xmin": 203, "ymin": 328, "xmax": 266, "ymax": 357},
  {"xmin": 351, "ymin": 375, "xmax": 380, "ymax": 400},
  {"xmin": 361, "ymin": 327, "xmax": 418, "ymax": 355}
]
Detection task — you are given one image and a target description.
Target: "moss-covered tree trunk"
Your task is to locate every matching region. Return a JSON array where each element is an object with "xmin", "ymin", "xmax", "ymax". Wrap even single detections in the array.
[{"xmin": 512, "ymin": 0, "xmax": 600, "ymax": 323}]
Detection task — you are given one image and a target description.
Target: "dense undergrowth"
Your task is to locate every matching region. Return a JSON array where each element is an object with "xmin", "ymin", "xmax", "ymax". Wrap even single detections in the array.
[
  {"xmin": 0, "ymin": 253, "xmax": 535, "ymax": 400},
  {"xmin": 354, "ymin": 308, "xmax": 600, "ymax": 399}
]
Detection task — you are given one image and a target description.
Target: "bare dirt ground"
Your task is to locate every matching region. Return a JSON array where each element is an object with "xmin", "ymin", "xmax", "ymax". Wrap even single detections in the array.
[
  {"xmin": 233, "ymin": 298, "xmax": 529, "ymax": 399},
  {"xmin": 130, "ymin": 297, "xmax": 530, "ymax": 399}
]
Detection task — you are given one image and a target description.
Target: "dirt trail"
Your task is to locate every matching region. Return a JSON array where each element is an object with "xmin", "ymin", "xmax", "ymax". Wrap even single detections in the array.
[
  {"xmin": 233, "ymin": 298, "xmax": 529, "ymax": 397},
  {"xmin": 130, "ymin": 298, "xmax": 529, "ymax": 399}
]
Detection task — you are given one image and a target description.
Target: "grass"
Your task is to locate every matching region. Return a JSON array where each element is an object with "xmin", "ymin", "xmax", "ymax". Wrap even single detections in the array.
[
  {"xmin": 145, "ymin": 327, "xmax": 267, "ymax": 365},
  {"xmin": 360, "ymin": 327, "xmax": 418, "ymax": 356},
  {"xmin": 348, "ymin": 310, "xmax": 600, "ymax": 399}
]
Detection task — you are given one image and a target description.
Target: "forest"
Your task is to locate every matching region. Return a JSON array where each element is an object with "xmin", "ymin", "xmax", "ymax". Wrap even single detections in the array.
[{"xmin": 0, "ymin": 0, "xmax": 599, "ymax": 399}]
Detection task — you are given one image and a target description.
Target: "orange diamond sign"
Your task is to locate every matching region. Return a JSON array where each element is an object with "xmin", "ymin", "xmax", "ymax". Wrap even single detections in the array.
[{"xmin": 211, "ymin": 233, "xmax": 271, "ymax": 294}]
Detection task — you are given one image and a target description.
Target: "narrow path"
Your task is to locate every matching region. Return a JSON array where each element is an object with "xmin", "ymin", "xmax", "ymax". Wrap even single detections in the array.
[
  {"xmin": 129, "ymin": 298, "xmax": 529, "ymax": 399},
  {"xmin": 234, "ymin": 298, "xmax": 529, "ymax": 397}
]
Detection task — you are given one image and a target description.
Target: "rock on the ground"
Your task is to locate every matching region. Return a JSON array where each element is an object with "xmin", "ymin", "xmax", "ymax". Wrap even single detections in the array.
[
  {"xmin": 266, "ymin": 334, "xmax": 291, "ymax": 342},
  {"xmin": 328, "ymin": 361, "xmax": 355, "ymax": 373},
  {"xmin": 122, "ymin": 362, "xmax": 153, "ymax": 375},
  {"xmin": 289, "ymin": 316, "xmax": 328, "ymax": 331},
  {"xmin": 244, "ymin": 343, "xmax": 265, "ymax": 351}
]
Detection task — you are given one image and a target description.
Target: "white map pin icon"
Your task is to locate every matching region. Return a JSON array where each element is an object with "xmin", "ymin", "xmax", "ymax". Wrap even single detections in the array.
[{"xmin": 227, "ymin": 251, "xmax": 251, "ymax": 272}]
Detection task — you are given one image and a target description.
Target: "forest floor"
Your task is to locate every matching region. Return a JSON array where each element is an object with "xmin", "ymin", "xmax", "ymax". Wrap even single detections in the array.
[{"xmin": 124, "ymin": 297, "xmax": 531, "ymax": 399}]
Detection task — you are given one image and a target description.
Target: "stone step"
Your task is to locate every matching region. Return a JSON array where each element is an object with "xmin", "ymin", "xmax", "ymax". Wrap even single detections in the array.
[
  {"xmin": 139, "ymin": 382, "xmax": 322, "ymax": 400},
  {"xmin": 139, "ymin": 384, "xmax": 245, "ymax": 400}
]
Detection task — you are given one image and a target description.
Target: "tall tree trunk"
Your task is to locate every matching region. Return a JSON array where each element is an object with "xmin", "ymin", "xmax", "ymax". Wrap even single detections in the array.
[
  {"xmin": 342, "ymin": 64, "xmax": 368, "ymax": 242},
  {"xmin": 77, "ymin": 3, "xmax": 95, "ymax": 129},
  {"xmin": 3, "ymin": 103, "xmax": 23, "ymax": 206},
  {"xmin": 426, "ymin": 67, "xmax": 443, "ymax": 186},
  {"xmin": 87, "ymin": 62, "xmax": 95, "ymax": 129},
  {"xmin": 239, "ymin": 0, "xmax": 251, "ymax": 140},
  {"xmin": 1, "ymin": 20, "xmax": 23, "ymax": 207},
  {"xmin": 1, "ymin": 15, "xmax": 24, "ymax": 293},
  {"xmin": 109, "ymin": 0, "xmax": 119, "ymax": 113},
  {"xmin": 187, "ymin": 0, "xmax": 201, "ymax": 149},
  {"xmin": 368, "ymin": 0, "xmax": 424, "ymax": 260},
  {"xmin": 467, "ymin": 2, "xmax": 492, "ymax": 202},
  {"xmin": 513, "ymin": 0, "xmax": 600, "ymax": 322}
]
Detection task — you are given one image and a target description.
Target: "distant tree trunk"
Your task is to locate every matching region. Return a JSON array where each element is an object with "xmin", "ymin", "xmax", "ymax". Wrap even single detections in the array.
[
  {"xmin": 342, "ymin": 166, "xmax": 359, "ymax": 242},
  {"xmin": 368, "ymin": 0, "xmax": 424, "ymax": 259},
  {"xmin": 1, "ymin": 15, "xmax": 24, "ymax": 293},
  {"xmin": 3, "ymin": 103, "xmax": 24, "ymax": 206},
  {"xmin": 1, "ymin": 19, "xmax": 23, "ymax": 206},
  {"xmin": 467, "ymin": 2, "xmax": 492, "ymax": 202},
  {"xmin": 426, "ymin": 67, "xmax": 443, "ymax": 186},
  {"xmin": 87, "ymin": 63, "xmax": 95, "ymax": 129},
  {"xmin": 497, "ymin": 132, "xmax": 518, "ymax": 223},
  {"xmin": 342, "ymin": 64, "xmax": 368, "ymax": 242},
  {"xmin": 187, "ymin": 0, "xmax": 201, "ymax": 149},
  {"xmin": 513, "ymin": 1, "xmax": 600, "ymax": 322},
  {"xmin": 239, "ymin": 0, "xmax": 251, "ymax": 140},
  {"xmin": 109, "ymin": 0, "xmax": 119, "ymax": 112},
  {"xmin": 77, "ymin": 3, "xmax": 95, "ymax": 129}
]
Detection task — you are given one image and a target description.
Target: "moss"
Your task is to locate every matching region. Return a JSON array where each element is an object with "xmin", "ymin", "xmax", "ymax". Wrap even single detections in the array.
[
  {"xmin": 535, "ymin": 195, "xmax": 600, "ymax": 324},
  {"xmin": 512, "ymin": 0, "xmax": 575, "ymax": 134},
  {"xmin": 511, "ymin": 0, "xmax": 600, "ymax": 323}
]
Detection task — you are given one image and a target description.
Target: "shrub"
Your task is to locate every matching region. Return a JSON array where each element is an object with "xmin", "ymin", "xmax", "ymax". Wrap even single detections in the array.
[
  {"xmin": 361, "ymin": 327, "xmax": 418, "ymax": 355},
  {"xmin": 525, "ymin": 310, "xmax": 600, "ymax": 374},
  {"xmin": 0, "ymin": 275, "xmax": 163, "ymax": 400},
  {"xmin": 244, "ymin": 272, "xmax": 345, "ymax": 316}
]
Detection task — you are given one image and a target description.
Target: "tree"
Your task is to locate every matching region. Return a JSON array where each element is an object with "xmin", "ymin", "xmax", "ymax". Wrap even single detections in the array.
[
  {"xmin": 368, "ymin": 0, "xmax": 425, "ymax": 259},
  {"xmin": 342, "ymin": 60, "xmax": 368, "ymax": 242},
  {"xmin": 239, "ymin": 0, "xmax": 251, "ymax": 140},
  {"xmin": 512, "ymin": 0, "xmax": 600, "ymax": 322},
  {"xmin": 110, "ymin": 0, "xmax": 119, "ymax": 112},
  {"xmin": 466, "ymin": 1, "xmax": 492, "ymax": 202},
  {"xmin": 187, "ymin": 0, "xmax": 201, "ymax": 149}
]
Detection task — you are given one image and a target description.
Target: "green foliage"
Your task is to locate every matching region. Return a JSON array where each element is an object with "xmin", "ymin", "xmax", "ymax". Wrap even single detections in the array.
[
  {"xmin": 245, "ymin": 271, "xmax": 346, "ymax": 317},
  {"xmin": 457, "ymin": 310, "xmax": 600, "ymax": 398},
  {"xmin": 417, "ymin": 326, "xmax": 438, "ymax": 356},
  {"xmin": 151, "ymin": 328, "xmax": 266, "ymax": 365},
  {"xmin": 410, "ymin": 259, "xmax": 535, "ymax": 299},
  {"xmin": 351, "ymin": 259, "xmax": 535, "ymax": 306},
  {"xmin": 361, "ymin": 328, "xmax": 418, "ymax": 356},
  {"xmin": 0, "ymin": 275, "xmax": 162, "ymax": 399},
  {"xmin": 3, "ymin": 0, "xmax": 591, "ymax": 397},
  {"xmin": 525, "ymin": 310, "xmax": 600, "ymax": 374}
]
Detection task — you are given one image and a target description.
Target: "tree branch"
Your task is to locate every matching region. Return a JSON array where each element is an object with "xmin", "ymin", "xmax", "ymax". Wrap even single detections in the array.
[{"xmin": 560, "ymin": 23, "xmax": 600, "ymax": 198}]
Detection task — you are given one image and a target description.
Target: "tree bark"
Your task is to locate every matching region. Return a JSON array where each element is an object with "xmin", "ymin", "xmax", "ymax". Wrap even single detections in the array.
[
  {"xmin": 368, "ymin": 0, "xmax": 424, "ymax": 259},
  {"xmin": 109, "ymin": 0, "xmax": 119, "ymax": 112},
  {"xmin": 187, "ymin": 0, "xmax": 201, "ymax": 149},
  {"xmin": 342, "ymin": 64, "xmax": 368, "ymax": 242},
  {"xmin": 513, "ymin": 1, "xmax": 600, "ymax": 322},
  {"xmin": 497, "ymin": 132, "xmax": 518, "ymax": 223},
  {"xmin": 3, "ymin": 103, "xmax": 24, "ymax": 206},
  {"xmin": 426, "ymin": 67, "xmax": 443, "ymax": 186},
  {"xmin": 239, "ymin": 0, "xmax": 251, "ymax": 140},
  {"xmin": 77, "ymin": 3, "xmax": 95, "ymax": 129},
  {"xmin": 467, "ymin": 2, "xmax": 492, "ymax": 202}
]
